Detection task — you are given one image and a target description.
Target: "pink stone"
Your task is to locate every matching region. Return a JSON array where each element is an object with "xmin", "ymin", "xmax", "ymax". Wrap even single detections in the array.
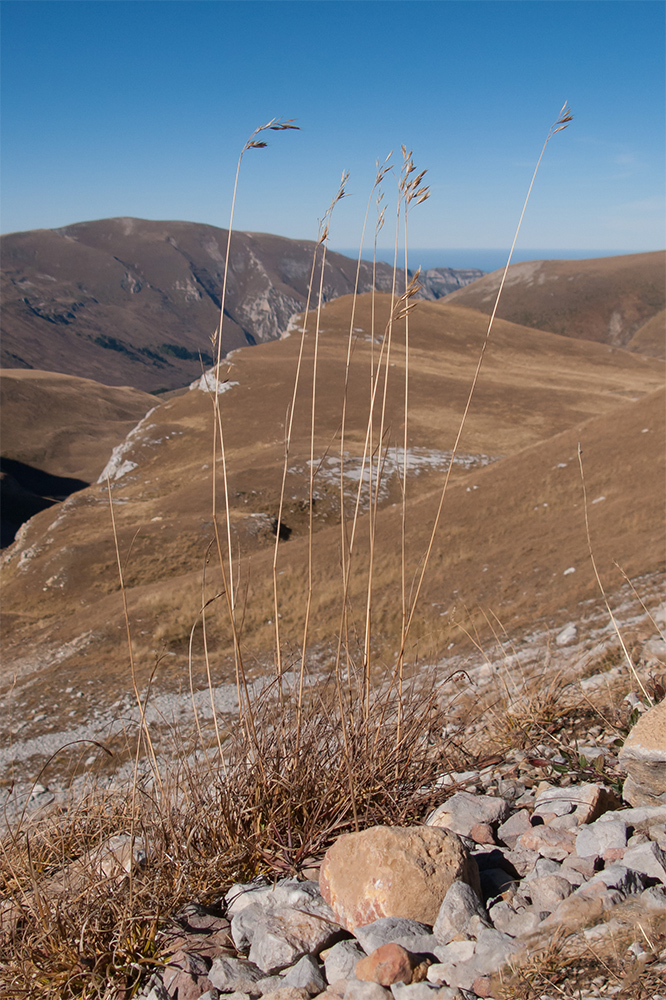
[
  {"xmin": 517, "ymin": 826, "xmax": 576, "ymax": 860},
  {"xmin": 470, "ymin": 823, "xmax": 496, "ymax": 845},
  {"xmin": 355, "ymin": 944, "xmax": 415, "ymax": 986}
]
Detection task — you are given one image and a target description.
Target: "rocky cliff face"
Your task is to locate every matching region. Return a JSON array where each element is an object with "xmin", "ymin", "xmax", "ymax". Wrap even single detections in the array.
[{"xmin": 1, "ymin": 218, "xmax": 483, "ymax": 392}]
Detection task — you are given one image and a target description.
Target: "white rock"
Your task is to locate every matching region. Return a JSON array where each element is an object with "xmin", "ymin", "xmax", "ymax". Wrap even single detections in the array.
[
  {"xmin": 433, "ymin": 881, "xmax": 489, "ymax": 946},
  {"xmin": 623, "ymin": 841, "xmax": 666, "ymax": 884}
]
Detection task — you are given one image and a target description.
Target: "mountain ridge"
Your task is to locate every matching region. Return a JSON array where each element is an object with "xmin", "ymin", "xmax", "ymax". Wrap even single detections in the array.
[{"xmin": 0, "ymin": 217, "xmax": 483, "ymax": 392}]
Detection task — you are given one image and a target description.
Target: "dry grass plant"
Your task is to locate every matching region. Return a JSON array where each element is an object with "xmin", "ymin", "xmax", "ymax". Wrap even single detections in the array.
[{"xmin": 1, "ymin": 106, "xmax": 583, "ymax": 998}]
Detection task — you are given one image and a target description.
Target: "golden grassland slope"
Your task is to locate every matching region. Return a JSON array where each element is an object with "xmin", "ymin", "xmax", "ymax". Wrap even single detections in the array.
[
  {"xmin": 0, "ymin": 369, "xmax": 155, "ymax": 481},
  {"xmin": 445, "ymin": 252, "xmax": 666, "ymax": 356},
  {"xmin": 1, "ymin": 294, "xmax": 664, "ymax": 717}
]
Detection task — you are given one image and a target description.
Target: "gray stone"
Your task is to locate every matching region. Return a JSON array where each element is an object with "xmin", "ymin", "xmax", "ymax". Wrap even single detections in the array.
[
  {"xmin": 233, "ymin": 902, "xmax": 267, "ymax": 951},
  {"xmin": 353, "ymin": 918, "xmax": 436, "ymax": 956},
  {"xmin": 208, "ymin": 957, "xmax": 264, "ymax": 992},
  {"xmin": 623, "ymin": 841, "xmax": 666, "ymax": 883},
  {"xmin": 231, "ymin": 883, "xmax": 335, "ymax": 951},
  {"xmin": 496, "ymin": 810, "xmax": 531, "ymax": 848},
  {"xmin": 324, "ymin": 941, "xmax": 367, "ymax": 984},
  {"xmin": 426, "ymin": 793, "xmax": 510, "ymax": 838},
  {"xmin": 520, "ymin": 875, "xmax": 572, "ymax": 913},
  {"xmin": 501, "ymin": 848, "xmax": 540, "ymax": 877},
  {"xmin": 532, "ymin": 783, "xmax": 621, "ymax": 825},
  {"xmin": 523, "ymin": 857, "xmax": 562, "ymax": 880},
  {"xmin": 433, "ymin": 881, "xmax": 490, "ymax": 946},
  {"xmin": 596, "ymin": 805, "xmax": 666, "ymax": 826},
  {"xmin": 283, "ymin": 956, "xmax": 328, "ymax": 994},
  {"xmin": 429, "ymin": 943, "xmax": 475, "ymax": 970},
  {"xmin": 641, "ymin": 885, "xmax": 666, "ymax": 911},
  {"xmin": 391, "ymin": 984, "xmax": 457, "ymax": 1000},
  {"xmin": 575, "ymin": 819, "xmax": 627, "ymax": 859},
  {"xmin": 469, "ymin": 928, "xmax": 520, "ymax": 974},
  {"xmin": 249, "ymin": 907, "xmax": 341, "ymax": 974},
  {"xmin": 496, "ymin": 780, "xmax": 526, "ymax": 803},
  {"xmin": 257, "ymin": 978, "xmax": 286, "ymax": 995},
  {"xmin": 228, "ymin": 880, "xmax": 331, "ymax": 915},
  {"xmin": 498, "ymin": 908, "xmax": 542, "ymax": 937},
  {"xmin": 579, "ymin": 864, "xmax": 650, "ymax": 896},
  {"xmin": 343, "ymin": 983, "xmax": 392, "ymax": 1000}
]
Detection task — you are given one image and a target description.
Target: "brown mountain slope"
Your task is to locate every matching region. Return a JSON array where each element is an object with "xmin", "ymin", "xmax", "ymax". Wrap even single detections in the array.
[
  {"xmin": 0, "ymin": 369, "xmax": 155, "ymax": 545},
  {"xmin": 627, "ymin": 309, "xmax": 666, "ymax": 357},
  {"xmin": 1, "ymin": 294, "xmax": 663, "ymax": 725},
  {"xmin": 0, "ymin": 217, "xmax": 482, "ymax": 391},
  {"xmin": 446, "ymin": 252, "xmax": 665, "ymax": 356},
  {"xmin": 1, "ymin": 369, "xmax": 154, "ymax": 481}
]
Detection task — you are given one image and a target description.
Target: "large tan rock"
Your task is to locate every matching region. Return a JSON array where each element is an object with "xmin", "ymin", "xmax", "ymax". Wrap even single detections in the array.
[
  {"xmin": 319, "ymin": 825, "xmax": 480, "ymax": 931},
  {"xmin": 619, "ymin": 698, "xmax": 666, "ymax": 807}
]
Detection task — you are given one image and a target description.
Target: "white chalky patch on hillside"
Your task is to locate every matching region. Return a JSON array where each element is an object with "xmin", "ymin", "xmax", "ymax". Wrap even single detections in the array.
[
  {"xmin": 189, "ymin": 372, "xmax": 240, "ymax": 395},
  {"xmin": 294, "ymin": 447, "xmax": 497, "ymax": 507},
  {"xmin": 97, "ymin": 407, "xmax": 157, "ymax": 482}
]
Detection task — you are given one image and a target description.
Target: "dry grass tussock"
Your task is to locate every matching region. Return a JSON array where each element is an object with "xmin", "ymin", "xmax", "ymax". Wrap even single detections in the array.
[
  {"xmin": 5, "ymin": 108, "xmax": 645, "ymax": 1000},
  {"xmin": 0, "ymin": 684, "xmax": 469, "ymax": 998}
]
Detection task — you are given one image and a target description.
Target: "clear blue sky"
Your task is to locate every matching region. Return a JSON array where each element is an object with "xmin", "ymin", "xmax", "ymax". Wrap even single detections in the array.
[{"xmin": 1, "ymin": 0, "xmax": 664, "ymax": 253}]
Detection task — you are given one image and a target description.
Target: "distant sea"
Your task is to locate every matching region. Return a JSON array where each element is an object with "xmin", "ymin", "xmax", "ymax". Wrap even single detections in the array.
[{"xmin": 332, "ymin": 247, "xmax": 637, "ymax": 274}]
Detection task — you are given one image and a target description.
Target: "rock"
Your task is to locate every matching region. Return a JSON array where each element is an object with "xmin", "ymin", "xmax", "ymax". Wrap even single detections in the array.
[
  {"xmin": 324, "ymin": 941, "xmax": 367, "ymax": 984},
  {"xmin": 283, "ymin": 956, "xmax": 328, "ymax": 994},
  {"xmin": 496, "ymin": 779, "xmax": 526, "ymax": 803},
  {"xmin": 531, "ymin": 783, "xmax": 621, "ymax": 826},
  {"xmin": 470, "ymin": 928, "xmax": 519, "ymax": 974},
  {"xmin": 496, "ymin": 810, "xmax": 532, "ymax": 849},
  {"xmin": 596, "ymin": 804, "xmax": 666, "ymax": 826},
  {"xmin": 575, "ymin": 818, "xmax": 628, "ymax": 859},
  {"xmin": 353, "ymin": 918, "xmax": 437, "ymax": 956},
  {"xmin": 231, "ymin": 882, "xmax": 335, "ymax": 949},
  {"xmin": 560, "ymin": 855, "xmax": 599, "ymax": 880},
  {"xmin": 622, "ymin": 841, "xmax": 666, "ymax": 883},
  {"xmin": 428, "ymin": 943, "xmax": 475, "ymax": 971},
  {"xmin": 319, "ymin": 826, "xmax": 479, "ymax": 931},
  {"xmin": 578, "ymin": 863, "xmax": 650, "ymax": 896},
  {"xmin": 257, "ymin": 978, "xmax": 286, "ymax": 995},
  {"xmin": 262, "ymin": 989, "xmax": 311, "ymax": 1000},
  {"xmin": 516, "ymin": 826, "xmax": 576, "ymax": 861},
  {"xmin": 556, "ymin": 623, "xmax": 577, "ymax": 646},
  {"xmin": 390, "ymin": 984, "xmax": 458, "ymax": 1000},
  {"xmin": 208, "ymin": 957, "xmax": 264, "ymax": 993},
  {"xmin": 233, "ymin": 903, "xmax": 268, "ymax": 951},
  {"xmin": 539, "ymin": 888, "xmax": 624, "ymax": 929},
  {"xmin": 469, "ymin": 823, "xmax": 495, "ymax": 846},
  {"xmin": 426, "ymin": 793, "xmax": 510, "ymax": 838},
  {"xmin": 478, "ymin": 867, "xmax": 517, "ymax": 901},
  {"xmin": 249, "ymin": 907, "xmax": 342, "ymax": 973},
  {"xmin": 471, "ymin": 977, "xmax": 494, "ymax": 998},
  {"xmin": 355, "ymin": 944, "xmax": 416, "ymax": 986},
  {"xmin": 433, "ymin": 881, "xmax": 490, "ymax": 946},
  {"xmin": 491, "ymin": 906, "xmax": 542, "ymax": 937},
  {"xmin": 519, "ymin": 875, "xmax": 573, "ymax": 913},
  {"xmin": 523, "ymin": 857, "xmax": 562, "ymax": 880},
  {"xmin": 343, "ymin": 982, "xmax": 392, "ymax": 1000},
  {"xmin": 641, "ymin": 885, "xmax": 666, "ymax": 910},
  {"xmin": 619, "ymin": 699, "xmax": 666, "ymax": 806},
  {"xmin": 500, "ymin": 848, "xmax": 540, "ymax": 877},
  {"xmin": 162, "ymin": 963, "xmax": 214, "ymax": 1000}
]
